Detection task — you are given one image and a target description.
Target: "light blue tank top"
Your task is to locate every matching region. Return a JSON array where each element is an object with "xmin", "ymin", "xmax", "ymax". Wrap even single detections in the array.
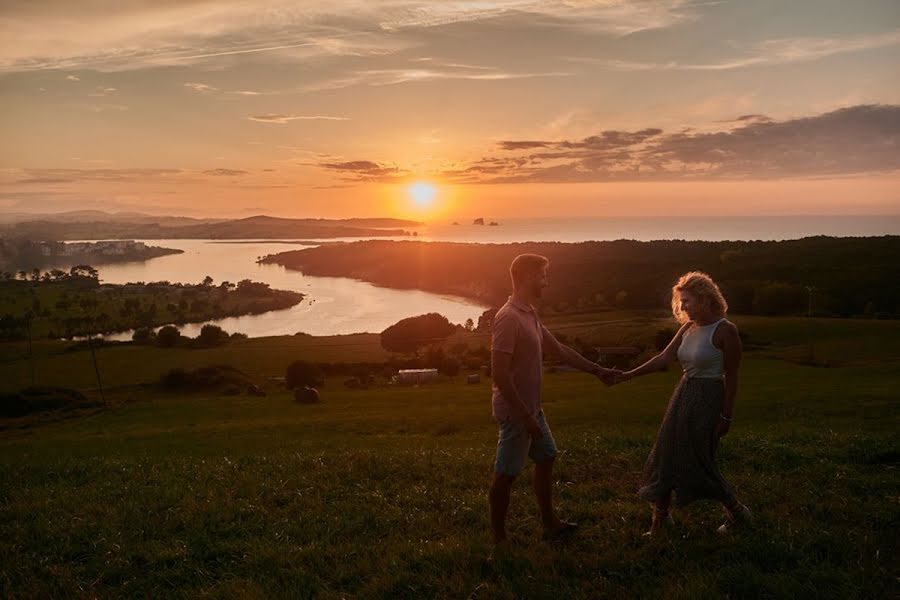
[{"xmin": 677, "ymin": 318, "xmax": 727, "ymax": 378}]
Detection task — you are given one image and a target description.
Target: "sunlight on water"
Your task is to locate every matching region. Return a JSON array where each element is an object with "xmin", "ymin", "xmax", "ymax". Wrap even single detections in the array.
[{"xmin": 90, "ymin": 239, "xmax": 486, "ymax": 339}]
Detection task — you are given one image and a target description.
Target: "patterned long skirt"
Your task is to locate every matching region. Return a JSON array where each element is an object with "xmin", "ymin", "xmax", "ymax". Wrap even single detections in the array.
[{"xmin": 638, "ymin": 376, "xmax": 737, "ymax": 507}]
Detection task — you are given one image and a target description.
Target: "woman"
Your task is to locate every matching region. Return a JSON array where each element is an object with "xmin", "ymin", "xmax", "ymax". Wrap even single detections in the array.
[{"xmin": 619, "ymin": 271, "xmax": 752, "ymax": 536}]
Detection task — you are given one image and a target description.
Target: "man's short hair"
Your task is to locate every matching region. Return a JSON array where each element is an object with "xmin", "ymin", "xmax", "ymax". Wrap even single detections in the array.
[{"xmin": 509, "ymin": 253, "xmax": 549, "ymax": 286}]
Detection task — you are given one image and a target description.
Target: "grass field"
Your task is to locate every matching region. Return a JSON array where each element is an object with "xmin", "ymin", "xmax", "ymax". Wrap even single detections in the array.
[{"xmin": 1, "ymin": 314, "xmax": 898, "ymax": 598}]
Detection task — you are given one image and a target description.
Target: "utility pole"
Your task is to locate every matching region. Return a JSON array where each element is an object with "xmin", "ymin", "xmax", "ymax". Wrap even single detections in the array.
[
  {"xmin": 86, "ymin": 330, "xmax": 106, "ymax": 408},
  {"xmin": 805, "ymin": 286, "xmax": 817, "ymax": 318},
  {"xmin": 25, "ymin": 312, "xmax": 35, "ymax": 386}
]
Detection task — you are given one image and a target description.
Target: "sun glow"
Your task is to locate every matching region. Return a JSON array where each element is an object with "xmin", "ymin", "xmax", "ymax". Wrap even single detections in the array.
[{"xmin": 408, "ymin": 182, "xmax": 437, "ymax": 208}]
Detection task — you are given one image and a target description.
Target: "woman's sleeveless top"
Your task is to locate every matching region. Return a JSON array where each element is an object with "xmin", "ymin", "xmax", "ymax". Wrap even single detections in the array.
[{"xmin": 677, "ymin": 318, "xmax": 727, "ymax": 378}]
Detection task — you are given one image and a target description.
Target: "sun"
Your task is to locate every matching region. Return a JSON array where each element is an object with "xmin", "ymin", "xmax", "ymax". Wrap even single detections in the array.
[{"xmin": 408, "ymin": 182, "xmax": 437, "ymax": 208}]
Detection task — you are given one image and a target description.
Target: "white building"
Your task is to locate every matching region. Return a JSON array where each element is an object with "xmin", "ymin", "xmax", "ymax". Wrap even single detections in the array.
[{"xmin": 394, "ymin": 368, "xmax": 440, "ymax": 384}]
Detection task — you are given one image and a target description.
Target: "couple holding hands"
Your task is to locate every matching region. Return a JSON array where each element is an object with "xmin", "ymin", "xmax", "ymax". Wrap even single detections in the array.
[{"xmin": 488, "ymin": 254, "xmax": 752, "ymax": 545}]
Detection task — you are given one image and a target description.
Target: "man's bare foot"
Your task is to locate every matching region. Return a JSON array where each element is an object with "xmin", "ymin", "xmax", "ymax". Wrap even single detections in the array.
[
  {"xmin": 488, "ymin": 538, "xmax": 513, "ymax": 563},
  {"xmin": 542, "ymin": 519, "xmax": 579, "ymax": 540}
]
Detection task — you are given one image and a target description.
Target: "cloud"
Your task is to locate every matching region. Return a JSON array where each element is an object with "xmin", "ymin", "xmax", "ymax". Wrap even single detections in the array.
[
  {"xmin": 84, "ymin": 103, "xmax": 128, "ymax": 112},
  {"xmin": 497, "ymin": 141, "xmax": 552, "ymax": 150},
  {"xmin": 571, "ymin": 28, "xmax": 900, "ymax": 71},
  {"xmin": 0, "ymin": 168, "xmax": 183, "ymax": 184},
  {"xmin": 203, "ymin": 168, "xmax": 249, "ymax": 176},
  {"xmin": 65, "ymin": 74, "xmax": 79, "ymax": 81},
  {"xmin": 0, "ymin": 1, "xmax": 698, "ymax": 72},
  {"xmin": 248, "ymin": 114, "xmax": 350, "ymax": 123},
  {"xmin": 319, "ymin": 160, "xmax": 407, "ymax": 181},
  {"xmin": 304, "ymin": 66, "xmax": 573, "ymax": 91},
  {"xmin": 438, "ymin": 104, "xmax": 900, "ymax": 183},
  {"xmin": 14, "ymin": 177, "xmax": 74, "ymax": 184},
  {"xmin": 87, "ymin": 86, "xmax": 116, "ymax": 96},
  {"xmin": 184, "ymin": 82, "xmax": 218, "ymax": 93}
]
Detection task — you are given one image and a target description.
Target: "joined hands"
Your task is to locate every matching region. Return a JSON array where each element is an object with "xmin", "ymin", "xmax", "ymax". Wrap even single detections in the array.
[{"xmin": 594, "ymin": 367, "xmax": 633, "ymax": 386}]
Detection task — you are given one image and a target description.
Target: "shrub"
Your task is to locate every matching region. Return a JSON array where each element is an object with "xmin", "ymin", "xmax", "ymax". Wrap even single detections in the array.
[
  {"xmin": 285, "ymin": 361, "xmax": 325, "ymax": 390},
  {"xmin": 156, "ymin": 325, "xmax": 181, "ymax": 347},
  {"xmin": 439, "ymin": 356, "xmax": 461, "ymax": 377},
  {"xmin": 198, "ymin": 324, "xmax": 229, "ymax": 347},
  {"xmin": 159, "ymin": 365, "xmax": 249, "ymax": 392},
  {"xmin": 380, "ymin": 313, "xmax": 457, "ymax": 354},
  {"xmin": 0, "ymin": 387, "xmax": 98, "ymax": 418},
  {"xmin": 132, "ymin": 327, "xmax": 155, "ymax": 344}
]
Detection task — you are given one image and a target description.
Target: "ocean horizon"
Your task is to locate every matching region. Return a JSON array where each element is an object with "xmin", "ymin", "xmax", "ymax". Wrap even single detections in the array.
[{"xmin": 409, "ymin": 214, "xmax": 900, "ymax": 244}]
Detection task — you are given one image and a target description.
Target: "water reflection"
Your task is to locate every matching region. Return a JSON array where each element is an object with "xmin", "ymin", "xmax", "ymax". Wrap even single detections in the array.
[{"xmin": 88, "ymin": 239, "xmax": 485, "ymax": 340}]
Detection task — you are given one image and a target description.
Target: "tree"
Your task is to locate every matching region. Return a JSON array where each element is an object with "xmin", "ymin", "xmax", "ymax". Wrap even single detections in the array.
[
  {"xmin": 439, "ymin": 356, "xmax": 461, "ymax": 377},
  {"xmin": 476, "ymin": 308, "xmax": 498, "ymax": 332},
  {"xmin": 236, "ymin": 279, "xmax": 271, "ymax": 294},
  {"xmin": 157, "ymin": 325, "xmax": 181, "ymax": 347},
  {"xmin": 198, "ymin": 324, "xmax": 228, "ymax": 346},
  {"xmin": 380, "ymin": 313, "xmax": 457, "ymax": 354},
  {"xmin": 464, "ymin": 318, "xmax": 475, "ymax": 332},
  {"xmin": 202, "ymin": 275, "xmax": 214, "ymax": 287},
  {"xmin": 132, "ymin": 328, "xmax": 155, "ymax": 344},
  {"xmin": 70, "ymin": 265, "xmax": 99, "ymax": 280},
  {"xmin": 285, "ymin": 361, "xmax": 324, "ymax": 389}
]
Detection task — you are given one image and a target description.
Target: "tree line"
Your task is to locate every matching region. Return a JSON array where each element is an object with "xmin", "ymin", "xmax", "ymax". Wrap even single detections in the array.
[{"xmin": 264, "ymin": 236, "xmax": 900, "ymax": 318}]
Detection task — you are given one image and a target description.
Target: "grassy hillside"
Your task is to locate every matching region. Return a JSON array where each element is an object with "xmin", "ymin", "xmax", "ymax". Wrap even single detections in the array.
[{"xmin": 0, "ymin": 314, "xmax": 897, "ymax": 598}]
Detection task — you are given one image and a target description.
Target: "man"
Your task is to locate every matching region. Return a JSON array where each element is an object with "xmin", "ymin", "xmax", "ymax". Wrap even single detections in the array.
[{"xmin": 489, "ymin": 253, "xmax": 617, "ymax": 546}]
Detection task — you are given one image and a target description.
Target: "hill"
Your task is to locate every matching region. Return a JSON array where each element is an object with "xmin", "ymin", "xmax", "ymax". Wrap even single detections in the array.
[{"xmin": 0, "ymin": 214, "xmax": 425, "ymax": 241}]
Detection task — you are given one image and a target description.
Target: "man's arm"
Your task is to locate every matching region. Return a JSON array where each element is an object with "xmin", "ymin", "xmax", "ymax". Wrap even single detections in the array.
[
  {"xmin": 540, "ymin": 324, "xmax": 617, "ymax": 384},
  {"xmin": 491, "ymin": 312, "xmax": 543, "ymax": 437},
  {"xmin": 492, "ymin": 350, "xmax": 543, "ymax": 438}
]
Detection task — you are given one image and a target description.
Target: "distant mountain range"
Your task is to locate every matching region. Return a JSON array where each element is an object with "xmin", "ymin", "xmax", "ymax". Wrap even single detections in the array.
[
  {"xmin": 0, "ymin": 212, "xmax": 424, "ymax": 241},
  {"xmin": 0, "ymin": 210, "xmax": 222, "ymax": 227}
]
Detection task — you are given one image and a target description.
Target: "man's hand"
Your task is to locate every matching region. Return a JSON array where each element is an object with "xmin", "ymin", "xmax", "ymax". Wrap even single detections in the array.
[
  {"xmin": 593, "ymin": 366, "xmax": 621, "ymax": 386},
  {"xmin": 613, "ymin": 369, "xmax": 633, "ymax": 385},
  {"xmin": 714, "ymin": 417, "xmax": 731, "ymax": 438},
  {"xmin": 524, "ymin": 414, "xmax": 544, "ymax": 439}
]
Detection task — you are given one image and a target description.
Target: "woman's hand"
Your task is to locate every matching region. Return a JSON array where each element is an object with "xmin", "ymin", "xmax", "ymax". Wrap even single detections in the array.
[
  {"xmin": 614, "ymin": 370, "xmax": 633, "ymax": 385},
  {"xmin": 714, "ymin": 417, "xmax": 731, "ymax": 438}
]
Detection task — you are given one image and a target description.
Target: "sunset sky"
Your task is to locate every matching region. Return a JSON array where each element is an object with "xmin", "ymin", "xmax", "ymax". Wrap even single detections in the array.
[{"xmin": 1, "ymin": 0, "xmax": 899, "ymax": 220}]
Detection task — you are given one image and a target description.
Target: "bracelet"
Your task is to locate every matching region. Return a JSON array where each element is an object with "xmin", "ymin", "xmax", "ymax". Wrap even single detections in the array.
[{"xmin": 720, "ymin": 414, "xmax": 734, "ymax": 422}]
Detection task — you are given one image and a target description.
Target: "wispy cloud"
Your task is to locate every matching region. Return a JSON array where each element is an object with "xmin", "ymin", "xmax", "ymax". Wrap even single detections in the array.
[
  {"xmin": 305, "ymin": 66, "xmax": 573, "ymax": 91},
  {"xmin": 203, "ymin": 168, "xmax": 249, "ymax": 176},
  {"xmin": 248, "ymin": 114, "xmax": 351, "ymax": 123},
  {"xmin": 87, "ymin": 86, "xmax": 116, "ymax": 97},
  {"xmin": 65, "ymin": 74, "xmax": 80, "ymax": 81},
  {"xmin": 184, "ymin": 82, "xmax": 218, "ymax": 93},
  {"xmin": 0, "ymin": 1, "xmax": 700, "ymax": 72},
  {"xmin": 84, "ymin": 103, "xmax": 128, "ymax": 112},
  {"xmin": 571, "ymin": 28, "xmax": 900, "ymax": 71},
  {"xmin": 0, "ymin": 168, "xmax": 183, "ymax": 185}
]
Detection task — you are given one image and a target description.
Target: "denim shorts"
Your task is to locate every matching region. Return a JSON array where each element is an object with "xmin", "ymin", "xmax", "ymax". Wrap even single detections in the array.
[{"xmin": 494, "ymin": 409, "xmax": 558, "ymax": 476}]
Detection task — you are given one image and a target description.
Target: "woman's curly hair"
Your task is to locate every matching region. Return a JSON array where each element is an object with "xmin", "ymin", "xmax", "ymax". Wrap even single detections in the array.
[{"xmin": 671, "ymin": 271, "xmax": 728, "ymax": 324}]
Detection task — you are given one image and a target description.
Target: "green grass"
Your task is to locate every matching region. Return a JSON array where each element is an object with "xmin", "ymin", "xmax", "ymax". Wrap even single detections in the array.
[{"xmin": 0, "ymin": 315, "xmax": 898, "ymax": 598}]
